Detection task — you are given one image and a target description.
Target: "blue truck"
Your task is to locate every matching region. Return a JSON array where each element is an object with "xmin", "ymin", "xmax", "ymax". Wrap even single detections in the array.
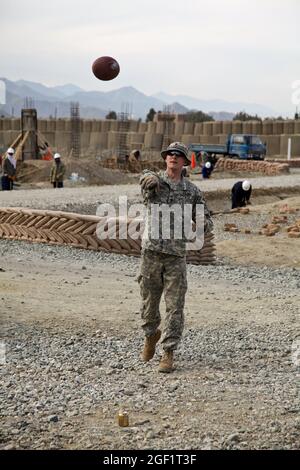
[{"xmin": 189, "ymin": 134, "xmax": 266, "ymax": 160}]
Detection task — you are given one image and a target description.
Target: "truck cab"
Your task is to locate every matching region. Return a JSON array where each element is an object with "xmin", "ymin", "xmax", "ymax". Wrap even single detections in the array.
[
  {"xmin": 189, "ymin": 133, "xmax": 266, "ymax": 161},
  {"xmin": 229, "ymin": 134, "xmax": 266, "ymax": 160}
]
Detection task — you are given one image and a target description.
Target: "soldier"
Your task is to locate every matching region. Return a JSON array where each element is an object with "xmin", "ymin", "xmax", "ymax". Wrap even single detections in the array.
[
  {"xmin": 50, "ymin": 153, "xmax": 65, "ymax": 188},
  {"xmin": 139, "ymin": 142, "xmax": 213, "ymax": 373}
]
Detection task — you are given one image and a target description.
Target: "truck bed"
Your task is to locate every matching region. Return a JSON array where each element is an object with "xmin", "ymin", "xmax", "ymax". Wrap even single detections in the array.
[{"xmin": 189, "ymin": 143, "xmax": 227, "ymax": 154}]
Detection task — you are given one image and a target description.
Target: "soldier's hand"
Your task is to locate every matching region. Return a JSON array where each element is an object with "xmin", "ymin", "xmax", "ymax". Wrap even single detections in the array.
[{"xmin": 140, "ymin": 175, "xmax": 160, "ymax": 191}]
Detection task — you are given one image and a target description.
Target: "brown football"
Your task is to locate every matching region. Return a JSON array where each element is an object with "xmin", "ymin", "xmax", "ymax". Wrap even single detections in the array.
[{"xmin": 92, "ymin": 56, "xmax": 120, "ymax": 81}]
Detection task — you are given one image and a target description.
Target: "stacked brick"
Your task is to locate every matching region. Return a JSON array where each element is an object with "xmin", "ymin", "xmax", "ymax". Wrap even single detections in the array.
[{"xmin": 215, "ymin": 158, "xmax": 289, "ymax": 175}]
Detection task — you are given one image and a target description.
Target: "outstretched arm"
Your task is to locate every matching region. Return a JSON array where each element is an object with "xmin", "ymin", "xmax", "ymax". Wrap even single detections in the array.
[{"xmin": 140, "ymin": 170, "xmax": 160, "ymax": 203}]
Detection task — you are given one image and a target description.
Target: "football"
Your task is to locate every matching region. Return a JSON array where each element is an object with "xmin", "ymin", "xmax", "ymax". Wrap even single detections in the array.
[{"xmin": 92, "ymin": 56, "xmax": 120, "ymax": 81}]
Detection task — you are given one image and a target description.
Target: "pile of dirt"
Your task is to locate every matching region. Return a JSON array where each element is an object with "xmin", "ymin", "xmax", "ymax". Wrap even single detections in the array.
[{"xmin": 17, "ymin": 158, "xmax": 137, "ymax": 186}]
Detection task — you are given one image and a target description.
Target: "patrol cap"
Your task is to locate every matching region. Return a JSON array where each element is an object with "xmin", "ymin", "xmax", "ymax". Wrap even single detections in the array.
[{"xmin": 161, "ymin": 142, "xmax": 190, "ymax": 165}]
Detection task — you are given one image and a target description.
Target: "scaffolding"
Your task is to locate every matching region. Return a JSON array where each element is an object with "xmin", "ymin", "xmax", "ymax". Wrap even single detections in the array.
[
  {"xmin": 117, "ymin": 103, "xmax": 132, "ymax": 163},
  {"xmin": 70, "ymin": 102, "xmax": 81, "ymax": 158}
]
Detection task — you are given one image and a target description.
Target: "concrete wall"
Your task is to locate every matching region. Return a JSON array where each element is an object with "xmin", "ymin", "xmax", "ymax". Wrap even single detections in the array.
[{"xmin": 0, "ymin": 117, "xmax": 300, "ymax": 157}]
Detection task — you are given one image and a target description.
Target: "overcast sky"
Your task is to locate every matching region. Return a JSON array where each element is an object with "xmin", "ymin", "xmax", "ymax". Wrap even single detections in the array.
[{"xmin": 1, "ymin": 0, "xmax": 299, "ymax": 115}]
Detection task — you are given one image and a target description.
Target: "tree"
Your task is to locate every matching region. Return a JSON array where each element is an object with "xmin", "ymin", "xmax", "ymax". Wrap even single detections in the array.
[
  {"xmin": 233, "ymin": 111, "xmax": 261, "ymax": 121},
  {"xmin": 106, "ymin": 111, "xmax": 117, "ymax": 120},
  {"xmin": 146, "ymin": 108, "xmax": 156, "ymax": 122},
  {"xmin": 185, "ymin": 111, "xmax": 214, "ymax": 122}
]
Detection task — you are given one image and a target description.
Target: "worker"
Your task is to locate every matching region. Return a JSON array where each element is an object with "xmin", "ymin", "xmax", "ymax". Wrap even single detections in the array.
[
  {"xmin": 231, "ymin": 180, "xmax": 252, "ymax": 209},
  {"xmin": 1, "ymin": 147, "xmax": 16, "ymax": 191},
  {"xmin": 50, "ymin": 153, "xmax": 65, "ymax": 188},
  {"xmin": 201, "ymin": 161, "xmax": 212, "ymax": 179}
]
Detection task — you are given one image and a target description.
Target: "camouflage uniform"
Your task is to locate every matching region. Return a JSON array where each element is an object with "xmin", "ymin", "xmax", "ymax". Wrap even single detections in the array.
[{"xmin": 139, "ymin": 168, "xmax": 213, "ymax": 351}]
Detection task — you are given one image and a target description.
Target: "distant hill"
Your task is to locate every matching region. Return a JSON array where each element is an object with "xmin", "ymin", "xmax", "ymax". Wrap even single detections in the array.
[
  {"xmin": 152, "ymin": 92, "xmax": 275, "ymax": 118},
  {"xmin": 0, "ymin": 78, "xmax": 275, "ymax": 120}
]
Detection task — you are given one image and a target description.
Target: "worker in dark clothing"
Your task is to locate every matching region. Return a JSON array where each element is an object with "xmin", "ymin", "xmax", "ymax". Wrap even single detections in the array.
[
  {"xmin": 231, "ymin": 180, "xmax": 252, "ymax": 209},
  {"xmin": 201, "ymin": 161, "xmax": 213, "ymax": 179}
]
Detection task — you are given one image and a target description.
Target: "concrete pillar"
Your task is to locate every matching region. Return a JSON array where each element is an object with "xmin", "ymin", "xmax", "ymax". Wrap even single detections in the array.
[
  {"xmin": 21, "ymin": 109, "xmax": 38, "ymax": 160},
  {"xmin": 280, "ymin": 135, "xmax": 300, "ymax": 156}
]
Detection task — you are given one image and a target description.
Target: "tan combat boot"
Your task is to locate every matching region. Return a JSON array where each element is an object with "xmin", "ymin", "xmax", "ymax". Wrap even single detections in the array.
[
  {"xmin": 158, "ymin": 350, "xmax": 174, "ymax": 373},
  {"xmin": 142, "ymin": 329, "xmax": 161, "ymax": 362}
]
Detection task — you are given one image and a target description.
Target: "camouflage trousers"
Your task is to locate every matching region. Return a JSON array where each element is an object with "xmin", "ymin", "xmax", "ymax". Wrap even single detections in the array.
[{"xmin": 138, "ymin": 249, "xmax": 188, "ymax": 351}]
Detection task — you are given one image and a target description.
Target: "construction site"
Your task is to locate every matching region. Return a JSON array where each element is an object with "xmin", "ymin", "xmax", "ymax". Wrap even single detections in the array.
[{"xmin": 1, "ymin": 107, "xmax": 300, "ymax": 451}]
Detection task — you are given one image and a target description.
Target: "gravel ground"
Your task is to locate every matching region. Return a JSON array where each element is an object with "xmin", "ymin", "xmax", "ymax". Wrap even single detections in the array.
[
  {"xmin": 0, "ymin": 239, "xmax": 299, "ymax": 450},
  {"xmin": 0, "ymin": 177, "xmax": 300, "ymax": 450},
  {"xmin": 0, "ymin": 174, "xmax": 300, "ymax": 213}
]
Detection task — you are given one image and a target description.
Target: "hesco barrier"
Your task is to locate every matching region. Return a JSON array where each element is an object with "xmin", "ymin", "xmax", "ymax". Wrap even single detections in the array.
[{"xmin": 0, "ymin": 208, "xmax": 216, "ymax": 265}]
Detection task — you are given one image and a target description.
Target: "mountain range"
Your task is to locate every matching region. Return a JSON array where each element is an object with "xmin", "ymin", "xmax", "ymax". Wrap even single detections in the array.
[{"xmin": 0, "ymin": 78, "xmax": 275, "ymax": 120}]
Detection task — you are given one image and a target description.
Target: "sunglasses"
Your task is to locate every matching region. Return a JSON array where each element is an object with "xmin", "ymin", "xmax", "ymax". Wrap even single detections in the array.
[{"xmin": 167, "ymin": 151, "xmax": 184, "ymax": 157}]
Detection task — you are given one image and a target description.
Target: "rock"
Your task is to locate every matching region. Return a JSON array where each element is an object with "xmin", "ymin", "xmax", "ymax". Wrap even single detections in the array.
[{"xmin": 48, "ymin": 415, "xmax": 59, "ymax": 423}]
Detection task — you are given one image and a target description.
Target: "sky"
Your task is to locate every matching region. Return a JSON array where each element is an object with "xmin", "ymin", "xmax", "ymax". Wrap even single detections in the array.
[{"xmin": 1, "ymin": 0, "xmax": 299, "ymax": 116}]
